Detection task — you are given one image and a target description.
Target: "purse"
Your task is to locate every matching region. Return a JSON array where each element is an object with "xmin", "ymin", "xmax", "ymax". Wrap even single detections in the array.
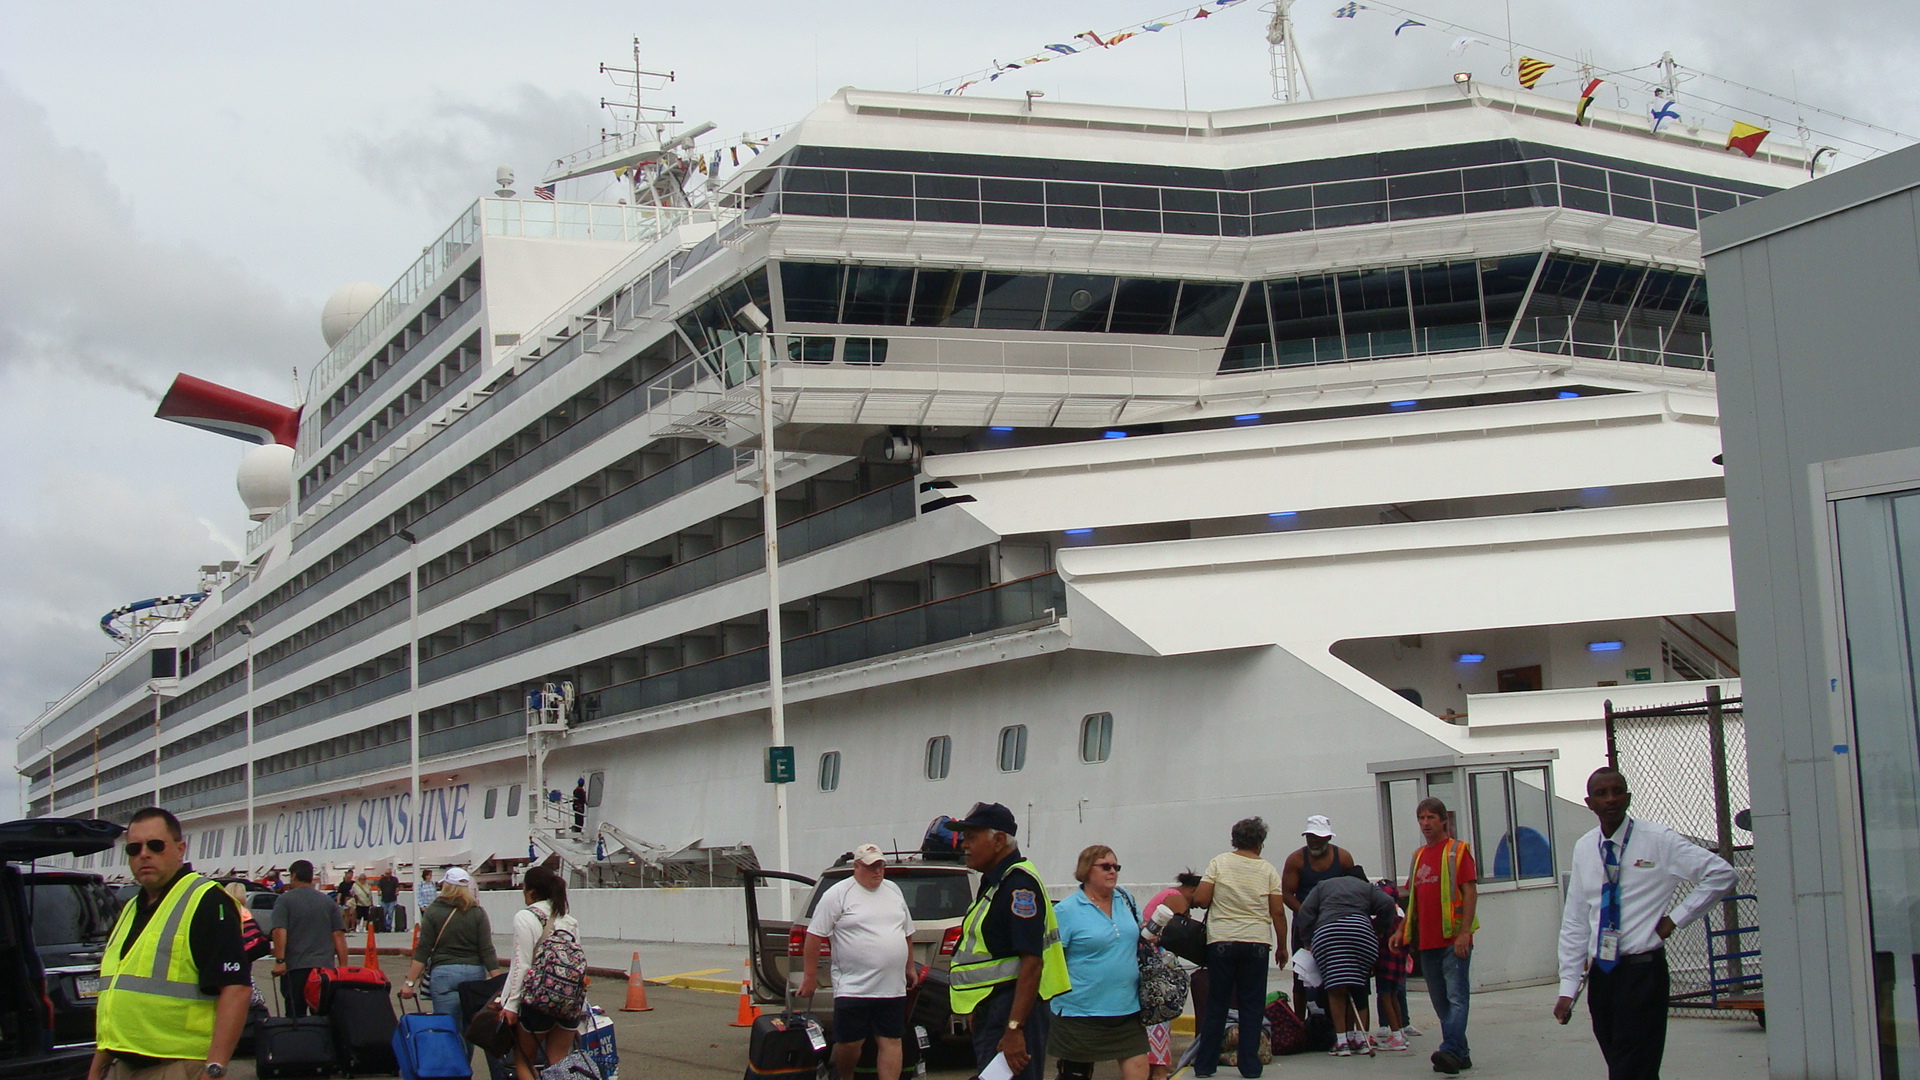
[
  {"xmin": 1158, "ymin": 910, "xmax": 1210, "ymax": 967},
  {"xmin": 465, "ymin": 1002, "xmax": 516, "ymax": 1057},
  {"xmin": 1122, "ymin": 891, "xmax": 1189, "ymax": 1026}
]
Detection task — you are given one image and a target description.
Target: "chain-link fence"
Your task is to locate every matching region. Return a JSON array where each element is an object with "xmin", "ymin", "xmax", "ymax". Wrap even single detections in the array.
[{"xmin": 1604, "ymin": 687, "xmax": 1760, "ymax": 1016}]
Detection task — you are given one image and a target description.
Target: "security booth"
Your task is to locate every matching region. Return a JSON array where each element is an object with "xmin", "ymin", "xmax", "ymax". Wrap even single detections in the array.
[{"xmin": 1369, "ymin": 749, "xmax": 1570, "ymax": 990}]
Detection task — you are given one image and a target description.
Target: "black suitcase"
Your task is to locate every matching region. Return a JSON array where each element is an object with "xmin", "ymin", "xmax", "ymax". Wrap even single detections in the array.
[
  {"xmin": 457, "ymin": 973, "xmax": 513, "ymax": 1080},
  {"xmin": 257, "ymin": 1016, "xmax": 336, "ymax": 1079},
  {"xmin": 391, "ymin": 905, "xmax": 408, "ymax": 932},
  {"xmin": 328, "ymin": 984, "xmax": 398, "ymax": 1076},
  {"xmin": 746, "ymin": 993, "xmax": 825, "ymax": 1079},
  {"xmin": 236, "ymin": 1002, "xmax": 271, "ymax": 1058}
]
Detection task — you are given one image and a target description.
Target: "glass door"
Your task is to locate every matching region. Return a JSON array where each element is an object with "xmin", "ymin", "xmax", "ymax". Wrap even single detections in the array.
[{"xmin": 1833, "ymin": 490, "xmax": 1920, "ymax": 1078}]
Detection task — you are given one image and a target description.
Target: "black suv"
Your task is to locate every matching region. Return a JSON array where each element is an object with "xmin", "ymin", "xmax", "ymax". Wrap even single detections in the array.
[
  {"xmin": 0, "ymin": 818, "xmax": 122, "ymax": 1080},
  {"xmin": 22, "ymin": 873, "xmax": 120, "ymax": 1048}
]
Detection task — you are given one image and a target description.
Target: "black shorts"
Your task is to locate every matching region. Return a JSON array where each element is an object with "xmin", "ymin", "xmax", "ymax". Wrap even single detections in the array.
[
  {"xmin": 832, "ymin": 995, "xmax": 906, "ymax": 1043},
  {"xmin": 518, "ymin": 1004, "xmax": 568, "ymax": 1034}
]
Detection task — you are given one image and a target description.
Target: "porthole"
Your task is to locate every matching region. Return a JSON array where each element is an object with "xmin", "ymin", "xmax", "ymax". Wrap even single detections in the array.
[
  {"xmin": 997, "ymin": 725, "xmax": 1028, "ymax": 772},
  {"xmin": 925, "ymin": 736, "xmax": 952, "ymax": 780},
  {"xmin": 819, "ymin": 751, "xmax": 842, "ymax": 792},
  {"xmin": 1081, "ymin": 713, "xmax": 1113, "ymax": 763}
]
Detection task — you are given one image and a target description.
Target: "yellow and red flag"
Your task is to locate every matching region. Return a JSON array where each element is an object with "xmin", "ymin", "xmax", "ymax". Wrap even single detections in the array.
[
  {"xmin": 1516, "ymin": 57, "xmax": 1553, "ymax": 89},
  {"xmin": 1726, "ymin": 122, "xmax": 1771, "ymax": 157}
]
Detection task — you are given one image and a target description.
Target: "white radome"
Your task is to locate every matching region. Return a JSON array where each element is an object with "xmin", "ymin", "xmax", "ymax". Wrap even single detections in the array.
[
  {"xmin": 237, "ymin": 443, "xmax": 295, "ymax": 521},
  {"xmin": 320, "ymin": 282, "xmax": 385, "ymax": 348}
]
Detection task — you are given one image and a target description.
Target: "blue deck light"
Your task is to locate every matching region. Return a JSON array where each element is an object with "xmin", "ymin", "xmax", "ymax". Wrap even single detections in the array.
[
  {"xmin": 1268, "ymin": 511, "xmax": 1297, "ymax": 519},
  {"xmin": 1235, "ymin": 414, "xmax": 1261, "ymax": 422},
  {"xmin": 1558, "ymin": 390, "xmax": 1581, "ymax": 399},
  {"xmin": 1389, "ymin": 400, "xmax": 1418, "ymax": 410},
  {"xmin": 1102, "ymin": 430, "xmax": 1128, "ymax": 439},
  {"xmin": 1588, "ymin": 640, "xmax": 1624, "ymax": 652},
  {"xmin": 1457, "ymin": 653, "xmax": 1487, "ymax": 664},
  {"xmin": 1065, "ymin": 528, "xmax": 1095, "ymax": 536},
  {"xmin": 989, "ymin": 426, "xmax": 1015, "ymax": 432}
]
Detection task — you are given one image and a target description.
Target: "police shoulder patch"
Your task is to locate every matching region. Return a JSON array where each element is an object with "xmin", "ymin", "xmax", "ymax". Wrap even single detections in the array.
[{"xmin": 1010, "ymin": 889, "xmax": 1038, "ymax": 918}]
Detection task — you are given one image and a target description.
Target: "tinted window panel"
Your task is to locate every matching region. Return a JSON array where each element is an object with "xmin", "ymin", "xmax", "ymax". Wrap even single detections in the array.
[
  {"xmin": 1315, "ymin": 178, "xmax": 1388, "ymax": 206},
  {"xmin": 1220, "ymin": 214, "xmax": 1252, "ymax": 237},
  {"xmin": 982, "ymin": 202, "xmax": 1046, "ymax": 227},
  {"xmin": 1695, "ymin": 187, "xmax": 1738, "ymax": 214},
  {"xmin": 1268, "ymin": 274, "xmax": 1341, "ymax": 364},
  {"xmin": 1656, "ymin": 201, "xmax": 1698, "ymax": 228},
  {"xmin": 1045, "ymin": 274, "xmax": 1118, "ymax": 332},
  {"xmin": 1103, "ymin": 208, "xmax": 1161, "ymax": 233},
  {"xmin": 1102, "ymin": 185, "xmax": 1160, "ymax": 210},
  {"xmin": 1529, "ymin": 256, "xmax": 1598, "ymax": 318},
  {"xmin": 787, "ymin": 335, "xmax": 836, "ymax": 364},
  {"xmin": 1109, "ymin": 278, "xmax": 1181, "ymax": 334},
  {"xmin": 782, "ymin": 193, "xmax": 848, "ymax": 217},
  {"xmin": 982, "ymin": 177, "xmax": 1044, "ymax": 203},
  {"xmin": 918, "ymin": 198, "xmax": 982, "ymax": 224},
  {"xmin": 1652, "ymin": 179, "xmax": 1694, "ymax": 206},
  {"xmin": 1559, "ymin": 185, "xmax": 1610, "ymax": 214},
  {"xmin": 1608, "ymin": 172, "xmax": 1653, "ymax": 200},
  {"xmin": 1253, "ymin": 187, "xmax": 1312, "ymax": 214},
  {"xmin": 1253, "ymin": 210, "xmax": 1313, "ymax": 235},
  {"xmin": 1220, "ymin": 282, "xmax": 1274, "ymax": 371},
  {"xmin": 1337, "ymin": 268, "xmax": 1413, "ymax": 356},
  {"xmin": 1389, "ymin": 171, "xmax": 1464, "ymax": 198},
  {"xmin": 849, "ymin": 172, "xmax": 913, "ymax": 196},
  {"xmin": 1314, "ymin": 201, "xmax": 1389, "ymax": 228},
  {"xmin": 1391, "ymin": 194, "xmax": 1466, "ymax": 221},
  {"xmin": 976, "ymin": 274, "xmax": 1051, "ymax": 330},
  {"xmin": 1046, "ymin": 204, "xmax": 1101, "ymax": 230},
  {"xmin": 1409, "ymin": 261, "xmax": 1482, "ymax": 330},
  {"xmin": 844, "ymin": 338, "xmax": 888, "ymax": 366},
  {"xmin": 784, "ymin": 168, "xmax": 847, "ymax": 194},
  {"xmin": 1480, "ymin": 254, "xmax": 1541, "ymax": 331},
  {"xmin": 842, "ymin": 266, "xmax": 914, "ymax": 325},
  {"xmin": 1558, "ymin": 162, "xmax": 1607, "ymax": 191},
  {"xmin": 1046, "ymin": 181, "xmax": 1099, "ymax": 206},
  {"xmin": 1160, "ymin": 188, "xmax": 1214, "ymax": 214},
  {"xmin": 849, "ymin": 195, "xmax": 913, "ymax": 220},
  {"xmin": 1174, "ymin": 283, "xmax": 1242, "ymax": 337},
  {"xmin": 1218, "ymin": 191, "xmax": 1251, "ymax": 216},
  {"xmin": 1611, "ymin": 195, "xmax": 1657, "ymax": 222},
  {"xmin": 1165, "ymin": 212, "xmax": 1222, "ymax": 236},
  {"xmin": 1581, "ymin": 264, "xmax": 1645, "ymax": 321},
  {"xmin": 910, "ymin": 270, "xmax": 984, "ymax": 328},
  {"xmin": 916, "ymin": 174, "xmax": 980, "ymax": 200}
]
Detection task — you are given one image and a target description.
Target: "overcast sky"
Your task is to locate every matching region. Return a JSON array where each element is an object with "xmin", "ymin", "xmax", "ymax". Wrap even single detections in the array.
[{"xmin": 1, "ymin": 0, "xmax": 1913, "ymax": 815}]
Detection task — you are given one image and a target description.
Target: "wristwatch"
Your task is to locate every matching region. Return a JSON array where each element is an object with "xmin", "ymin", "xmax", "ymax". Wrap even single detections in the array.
[
  {"xmin": 1006, "ymin": 1020, "xmax": 1022, "ymax": 1032},
  {"xmin": 203, "ymin": 1064, "xmax": 225, "ymax": 1079}
]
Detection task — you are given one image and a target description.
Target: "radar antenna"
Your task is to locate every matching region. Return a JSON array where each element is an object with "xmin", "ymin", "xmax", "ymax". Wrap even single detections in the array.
[{"xmin": 1264, "ymin": 0, "xmax": 1314, "ymax": 102}]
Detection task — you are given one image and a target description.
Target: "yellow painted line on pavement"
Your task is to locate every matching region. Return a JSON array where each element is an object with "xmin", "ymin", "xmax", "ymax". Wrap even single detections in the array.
[{"xmin": 646, "ymin": 967, "xmax": 735, "ymax": 992}]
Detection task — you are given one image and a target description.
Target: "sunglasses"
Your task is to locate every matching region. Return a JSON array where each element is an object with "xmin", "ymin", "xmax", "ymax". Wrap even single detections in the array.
[
  {"xmin": 124, "ymin": 839, "xmax": 170, "ymax": 857},
  {"xmin": 1093, "ymin": 862, "xmax": 1122, "ymax": 872}
]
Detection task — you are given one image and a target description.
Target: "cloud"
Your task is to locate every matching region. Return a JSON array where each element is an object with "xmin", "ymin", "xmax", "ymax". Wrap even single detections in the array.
[
  {"xmin": 345, "ymin": 83, "xmax": 600, "ymax": 213},
  {"xmin": 0, "ymin": 78, "xmax": 313, "ymax": 401}
]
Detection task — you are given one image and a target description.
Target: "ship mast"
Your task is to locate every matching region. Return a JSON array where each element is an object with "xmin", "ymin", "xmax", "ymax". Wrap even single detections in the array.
[{"xmin": 1264, "ymin": 0, "xmax": 1314, "ymax": 103}]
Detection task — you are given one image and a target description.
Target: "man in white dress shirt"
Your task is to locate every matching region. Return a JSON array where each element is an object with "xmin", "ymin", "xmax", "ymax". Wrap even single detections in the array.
[{"xmin": 1553, "ymin": 766, "xmax": 1738, "ymax": 1079}]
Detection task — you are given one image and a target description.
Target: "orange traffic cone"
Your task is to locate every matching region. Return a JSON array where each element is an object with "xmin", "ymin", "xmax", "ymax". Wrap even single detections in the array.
[
  {"xmin": 619, "ymin": 950, "xmax": 653, "ymax": 1012},
  {"xmin": 363, "ymin": 923, "xmax": 378, "ymax": 969},
  {"xmin": 411, "ymin": 924, "xmax": 419, "ymax": 952},
  {"xmin": 728, "ymin": 955, "xmax": 759, "ymax": 1027}
]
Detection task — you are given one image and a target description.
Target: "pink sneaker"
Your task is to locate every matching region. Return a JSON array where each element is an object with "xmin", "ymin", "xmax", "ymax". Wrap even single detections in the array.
[{"xmin": 1380, "ymin": 1033, "xmax": 1412, "ymax": 1052}]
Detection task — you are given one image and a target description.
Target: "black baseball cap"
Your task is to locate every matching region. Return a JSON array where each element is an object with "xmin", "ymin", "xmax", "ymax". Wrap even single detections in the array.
[{"xmin": 953, "ymin": 801, "xmax": 1018, "ymax": 835}]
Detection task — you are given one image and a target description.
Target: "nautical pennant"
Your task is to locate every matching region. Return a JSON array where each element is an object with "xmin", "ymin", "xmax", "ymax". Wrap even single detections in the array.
[
  {"xmin": 1394, "ymin": 18, "xmax": 1425, "ymax": 35},
  {"xmin": 1516, "ymin": 57, "xmax": 1553, "ymax": 89},
  {"xmin": 1574, "ymin": 78, "xmax": 1602, "ymax": 125},
  {"xmin": 1650, "ymin": 98, "xmax": 1680, "ymax": 133},
  {"xmin": 1451, "ymin": 35, "xmax": 1492, "ymax": 54},
  {"xmin": 1334, "ymin": 2, "xmax": 1365, "ymax": 16},
  {"xmin": 1726, "ymin": 121, "xmax": 1771, "ymax": 157},
  {"xmin": 730, "ymin": 146, "xmax": 740, "ymax": 166},
  {"xmin": 941, "ymin": 0, "xmax": 1251, "ymax": 94}
]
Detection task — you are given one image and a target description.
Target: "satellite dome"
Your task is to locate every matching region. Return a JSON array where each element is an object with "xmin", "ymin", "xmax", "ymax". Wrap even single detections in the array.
[
  {"xmin": 237, "ymin": 443, "xmax": 296, "ymax": 522},
  {"xmin": 321, "ymin": 282, "xmax": 384, "ymax": 348}
]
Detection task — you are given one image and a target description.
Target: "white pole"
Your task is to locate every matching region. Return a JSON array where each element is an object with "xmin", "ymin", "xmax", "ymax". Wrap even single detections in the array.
[
  {"xmin": 750, "ymin": 318, "xmax": 792, "ymax": 921},
  {"xmin": 403, "ymin": 532, "xmax": 422, "ymax": 885},
  {"xmin": 244, "ymin": 630, "xmax": 255, "ymax": 879}
]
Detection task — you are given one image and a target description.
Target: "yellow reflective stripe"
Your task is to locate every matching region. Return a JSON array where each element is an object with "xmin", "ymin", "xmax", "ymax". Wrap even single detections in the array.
[
  {"xmin": 104, "ymin": 975, "xmax": 211, "ymax": 1000},
  {"xmin": 949, "ymin": 958, "xmax": 1024, "ymax": 987},
  {"xmin": 146, "ymin": 877, "xmax": 211, "ymax": 982}
]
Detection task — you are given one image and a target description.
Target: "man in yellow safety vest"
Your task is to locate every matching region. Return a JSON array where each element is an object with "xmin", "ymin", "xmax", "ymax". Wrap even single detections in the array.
[
  {"xmin": 88, "ymin": 807, "xmax": 252, "ymax": 1080},
  {"xmin": 948, "ymin": 802, "xmax": 1070, "ymax": 1080}
]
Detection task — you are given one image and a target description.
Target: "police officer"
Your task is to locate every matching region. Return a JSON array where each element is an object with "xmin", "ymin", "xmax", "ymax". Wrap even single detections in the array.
[
  {"xmin": 948, "ymin": 802, "xmax": 1071, "ymax": 1080},
  {"xmin": 90, "ymin": 807, "xmax": 252, "ymax": 1080}
]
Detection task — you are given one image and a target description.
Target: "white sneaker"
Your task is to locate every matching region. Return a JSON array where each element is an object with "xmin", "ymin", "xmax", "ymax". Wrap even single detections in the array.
[
  {"xmin": 1333, "ymin": 1036, "xmax": 1353, "ymax": 1057},
  {"xmin": 1402, "ymin": 1024, "xmax": 1425, "ymax": 1037}
]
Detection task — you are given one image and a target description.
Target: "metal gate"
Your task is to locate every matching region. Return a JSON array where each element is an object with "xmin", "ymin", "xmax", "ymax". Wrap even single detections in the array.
[{"xmin": 1604, "ymin": 686, "xmax": 1760, "ymax": 1015}]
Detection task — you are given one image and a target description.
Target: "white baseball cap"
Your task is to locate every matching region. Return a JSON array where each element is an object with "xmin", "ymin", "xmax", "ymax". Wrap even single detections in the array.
[
  {"xmin": 1303, "ymin": 815, "xmax": 1335, "ymax": 839},
  {"xmin": 853, "ymin": 844, "xmax": 886, "ymax": 866},
  {"xmin": 440, "ymin": 867, "xmax": 474, "ymax": 888}
]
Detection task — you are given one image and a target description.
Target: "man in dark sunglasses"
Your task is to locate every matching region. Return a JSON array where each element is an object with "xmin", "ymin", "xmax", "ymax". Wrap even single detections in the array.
[{"xmin": 88, "ymin": 807, "xmax": 252, "ymax": 1080}]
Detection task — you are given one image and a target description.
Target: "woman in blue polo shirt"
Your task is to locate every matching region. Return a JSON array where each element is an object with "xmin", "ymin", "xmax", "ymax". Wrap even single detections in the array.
[{"xmin": 1048, "ymin": 844, "xmax": 1150, "ymax": 1079}]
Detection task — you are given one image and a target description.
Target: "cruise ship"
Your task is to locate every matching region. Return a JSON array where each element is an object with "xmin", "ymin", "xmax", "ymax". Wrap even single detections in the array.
[{"xmin": 14, "ymin": 75, "xmax": 1799, "ymax": 985}]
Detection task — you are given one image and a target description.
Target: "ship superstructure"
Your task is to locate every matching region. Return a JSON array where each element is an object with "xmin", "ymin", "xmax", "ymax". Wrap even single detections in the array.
[{"xmin": 15, "ymin": 79, "xmax": 1796, "ymax": 985}]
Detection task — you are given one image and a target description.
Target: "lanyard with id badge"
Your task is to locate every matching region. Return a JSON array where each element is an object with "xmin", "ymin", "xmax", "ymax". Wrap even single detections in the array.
[{"xmin": 1596, "ymin": 821, "xmax": 1633, "ymax": 969}]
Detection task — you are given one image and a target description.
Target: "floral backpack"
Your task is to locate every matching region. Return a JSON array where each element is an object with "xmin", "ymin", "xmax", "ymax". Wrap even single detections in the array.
[
  {"xmin": 1122, "ymin": 891, "xmax": 1189, "ymax": 1025},
  {"xmin": 520, "ymin": 907, "xmax": 588, "ymax": 1022}
]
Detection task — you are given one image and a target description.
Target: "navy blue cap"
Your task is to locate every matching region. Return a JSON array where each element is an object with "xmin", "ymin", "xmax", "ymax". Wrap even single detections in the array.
[{"xmin": 953, "ymin": 801, "xmax": 1018, "ymax": 836}]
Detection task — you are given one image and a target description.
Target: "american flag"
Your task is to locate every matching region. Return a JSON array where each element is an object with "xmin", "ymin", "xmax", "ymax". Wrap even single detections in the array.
[{"xmin": 534, "ymin": 184, "xmax": 556, "ymax": 201}]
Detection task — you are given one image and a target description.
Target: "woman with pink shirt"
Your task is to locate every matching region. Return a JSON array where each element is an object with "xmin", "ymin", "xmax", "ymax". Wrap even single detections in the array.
[{"xmin": 1141, "ymin": 872, "xmax": 1202, "ymax": 1080}]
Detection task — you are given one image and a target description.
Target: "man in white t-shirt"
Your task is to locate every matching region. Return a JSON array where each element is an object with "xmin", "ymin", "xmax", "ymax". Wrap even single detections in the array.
[{"xmin": 798, "ymin": 844, "xmax": 922, "ymax": 1080}]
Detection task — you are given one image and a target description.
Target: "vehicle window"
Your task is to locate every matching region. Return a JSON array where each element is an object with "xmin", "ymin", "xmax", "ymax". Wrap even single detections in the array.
[
  {"xmin": 802, "ymin": 869, "xmax": 972, "ymax": 921},
  {"xmin": 25, "ymin": 882, "xmax": 112, "ymax": 947}
]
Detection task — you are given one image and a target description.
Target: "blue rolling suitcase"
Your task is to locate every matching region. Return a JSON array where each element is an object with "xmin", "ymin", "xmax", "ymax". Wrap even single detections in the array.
[{"xmin": 393, "ymin": 996, "xmax": 472, "ymax": 1080}]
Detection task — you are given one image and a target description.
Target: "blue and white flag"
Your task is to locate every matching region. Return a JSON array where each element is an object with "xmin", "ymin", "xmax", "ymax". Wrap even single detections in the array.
[
  {"xmin": 1394, "ymin": 18, "xmax": 1425, "ymax": 34},
  {"xmin": 1650, "ymin": 98, "xmax": 1681, "ymax": 133}
]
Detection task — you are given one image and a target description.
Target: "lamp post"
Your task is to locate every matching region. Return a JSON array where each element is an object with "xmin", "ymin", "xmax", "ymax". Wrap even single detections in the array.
[
  {"xmin": 736, "ymin": 304, "xmax": 792, "ymax": 920},
  {"xmin": 399, "ymin": 530, "xmax": 422, "ymax": 886}
]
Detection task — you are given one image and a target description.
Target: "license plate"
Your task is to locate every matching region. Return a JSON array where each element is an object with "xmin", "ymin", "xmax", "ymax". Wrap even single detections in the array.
[{"xmin": 75, "ymin": 976, "xmax": 102, "ymax": 999}]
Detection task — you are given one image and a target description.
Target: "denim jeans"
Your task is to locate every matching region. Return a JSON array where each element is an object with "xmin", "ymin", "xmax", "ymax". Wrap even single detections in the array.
[
  {"xmin": 1418, "ymin": 946, "xmax": 1472, "ymax": 1060},
  {"xmin": 428, "ymin": 963, "xmax": 488, "ymax": 1064},
  {"xmin": 1195, "ymin": 941, "xmax": 1270, "ymax": 1078}
]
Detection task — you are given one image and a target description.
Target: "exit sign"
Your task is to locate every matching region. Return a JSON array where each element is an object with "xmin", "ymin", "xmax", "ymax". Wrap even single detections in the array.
[
  {"xmin": 1627, "ymin": 668, "xmax": 1653, "ymax": 682},
  {"xmin": 765, "ymin": 745, "xmax": 796, "ymax": 784}
]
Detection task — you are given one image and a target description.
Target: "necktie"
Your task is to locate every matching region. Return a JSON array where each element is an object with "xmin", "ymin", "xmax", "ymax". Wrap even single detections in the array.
[{"xmin": 1597, "ymin": 838, "xmax": 1621, "ymax": 973}]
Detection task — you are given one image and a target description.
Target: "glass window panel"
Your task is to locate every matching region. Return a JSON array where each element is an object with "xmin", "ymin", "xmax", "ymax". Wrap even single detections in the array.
[
  {"xmin": 910, "ymin": 270, "xmax": 984, "ymax": 328},
  {"xmin": 996, "ymin": 724, "xmax": 1028, "ymax": 772},
  {"xmin": 1337, "ymin": 267, "xmax": 1413, "ymax": 342},
  {"xmin": 1046, "ymin": 203, "xmax": 1102, "ymax": 230},
  {"xmin": 1269, "ymin": 274, "xmax": 1340, "ymax": 349},
  {"xmin": 1109, "ymin": 278, "xmax": 1182, "ymax": 334},
  {"xmin": 1409, "ymin": 261, "xmax": 1482, "ymax": 327},
  {"xmin": 1044, "ymin": 274, "xmax": 1118, "ymax": 332},
  {"xmin": 818, "ymin": 750, "xmax": 841, "ymax": 792},
  {"xmin": 843, "ymin": 338, "xmax": 888, "ymax": 366},
  {"xmin": 1655, "ymin": 202, "xmax": 1699, "ymax": 228},
  {"xmin": 982, "ymin": 202, "xmax": 1046, "ymax": 227},
  {"xmin": 976, "ymin": 273, "xmax": 1051, "ymax": 330},
  {"xmin": 982, "ymin": 178, "xmax": 1044, "ymax": 203},
  {"xmin": 1527, "ymin": 256, "xmax": 1598, "ymax": 319},
  {"xmin": 1471, "ymin": 771, "xmax": 1515, "ymax": 882},
  {"xmin": 1253, "ymin": 210, "xmax": 1313, "ymax": 235},
  {"xmin": 1315, "ymin": 178, "xmax": 1387, "ymax": 207},
  {"xmin": 915, "ymin": 174, "xmax": 979, "ymax": 200},
  {"xmin": 925, "ymin": 735, "xmax": 951, "ymax": 780},
  {"xmin": 1611, "ymin": 195, "xmax": 1657, "ymax": 222},
  {"xmin": 1219, "ymin": 191, "xmax": 1250, "ymax": 216},
  {"xmin": 779, "ymin": 263, "xmax": 844, "ymax": 323},
  {"xmin": 1046, "ymin": 181, "xmax": 1099, "ymax": 206},
  {"xmin": 784, "ymin": 168, "xmax": 847, "ymax": 194},
  {"xmin": 1174, "ymin": 283, "xmax": 1242, "ymax": 337},
  {"xmin": 1510, "ymin": 768, "xmax": 1554, "ymax": 879},
  {"xmin": 1165, "ymin": 212, "xmax": 1221, "ymax": 236},
  {"xmin": 1560, "ymin": 186, "xmax": 1611, "ymax": 215},
  {"xmin": 508, "ymin": 781, "xmax": 523, "ymax": 817},
  {"xmin": 587, "ymin": 770, "xmax": 605, "ymax": 807},
  {"xmin": 1102, "ymin": 185, "xmax": 1160, "ymax": 210},
  {"xmin": 1160, "ymin": 188, "xmax": 1215, "ymax": 214},
  {"xmin": 1653, "ymin": 179, "xmax": 1695, "ymax": 206},
  {"xmin": 786, "ymin": 335, "xmax": 836, "ymax": 364},
  {"xmin": 1384, "ymin": 777, "xmax": 1422, "ymax": 872},
  {"xmin": 780, "ymin": 193, "xmax": 848, "ymax": 217},
  {"xmin": 1220, "ymin": 214, "xmax": 1252, "ymax": 238},
  {"xmin": 841, "ymin": 266, "xmax": 915, "ymax": 325},
  {"xmin": 848, "ymin": 171, "xmax": 912, "ymax": 196},
  {"xmin": 1219, "ymin": 282, "xmax": 1275, "ymax": 372},
  {"xmin": 1480, "ymin": 254, "xmax": 1540, "ymax": 338},
  {"xmin": 1579, "ymin": 264, "xmax": 1646, "ymax": 324},
  {"xmin": 1390, "ymin": 171, "xmax": 1464, "ymax": 198},
  {"xmin": 1695, "ymin": 187, "xmax": 1739, "ymax": 214},
  {"xmin": 483, "ymin": 787, "xmax": 498, "ymax": 819},
  {"xmin": 1608, "ymin": 172, "xmax": 1653, "ymax": 200},
  {"xmin": 1391, "ymin": 194, "xmax": 1467, "ymax": 221},
  {"xmin": 917, "ymin": 199, "xmax": 982, "ymax": 224},
  {"xmin": 1102, "ymin": 208, "xmax": 1161, "ymax": 233},
  {"xmin": 1081, "ymin": 713, "xmax": 1113, "ymax": 763},
  {"xmin": 1558, "ymin": 162, "xmax": 1607, "ymax": 191},
  {"xmin": 849, "ymin": 195, "xmax": 914, "ymax": 220},
  {"xmin": 1253, "ymin": 187, "xmax": 1312, "ymax": 214},
  {"xmin": 1314, "ymin": 201, "xmax": 1390, "ymax": 229}
]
